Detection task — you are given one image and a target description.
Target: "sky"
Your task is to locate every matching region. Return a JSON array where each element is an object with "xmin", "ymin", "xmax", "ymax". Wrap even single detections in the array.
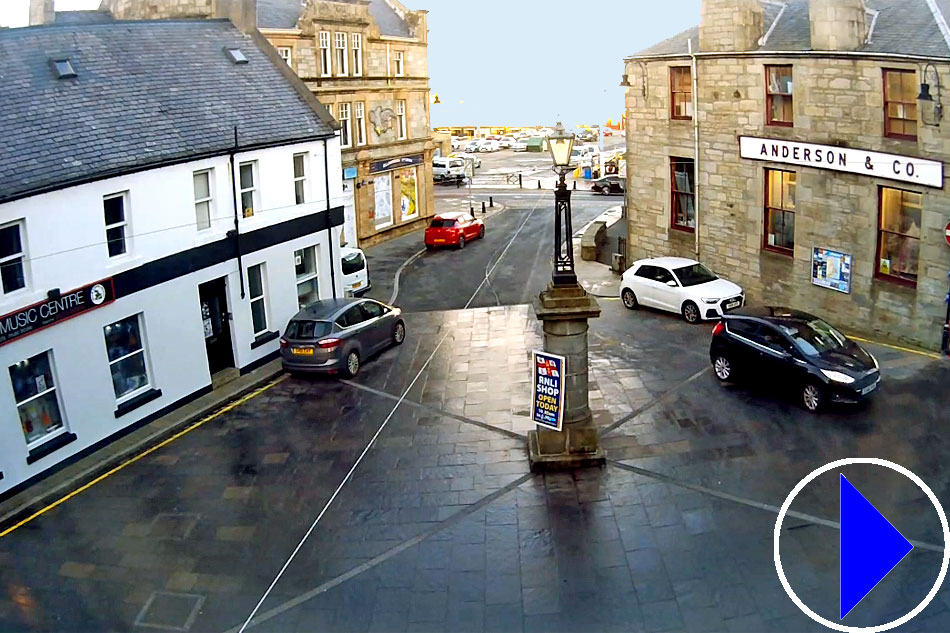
[{"xmin": 0, "ymin": 0, "xmax": 701, "ymax": 129}]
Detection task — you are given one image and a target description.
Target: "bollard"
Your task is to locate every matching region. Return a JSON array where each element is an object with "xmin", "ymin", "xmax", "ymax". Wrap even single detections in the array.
[
  {"xmin": 481, "ymin": 201, "xmax": 486, "ymax": 214},
  {"xmin": 490, "ymin": 196, "xmax": 494, "ymax": 208},
  {"xmin": 538, "ymin": 180, "xmax": 541, "ymax": 189},
  {"xmin": 470, "ymin": 206, "xmax": 474, "ymax": 215},
  {"xmin": 519, "ymin": 174, "xmax": 523, "ymax": 189},
  {"xmin": 572, "ymin": 181, "xmax": 577, "ymax": 190},
  {"xmin": 456, "ymin": 178, "xmax": 461, "ymax": 189}
]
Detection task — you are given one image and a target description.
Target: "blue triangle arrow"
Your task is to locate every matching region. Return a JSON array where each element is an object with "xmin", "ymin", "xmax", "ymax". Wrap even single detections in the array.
[{"xmin": 840, "ymin": 474, "xmax": 914, "ymax": 619}]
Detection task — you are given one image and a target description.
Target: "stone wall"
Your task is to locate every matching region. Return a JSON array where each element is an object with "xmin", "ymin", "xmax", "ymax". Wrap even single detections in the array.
[
  {"xmin": 99, "ymin": 0, "xmax": 214, "ymax": 20},
  {"xmin": 699, "ymin": 0, "xmax": 763, "ymax": 52},
  {"xmin": 624, "ymin": 54, "xmax": 950, "ymax": 350}
]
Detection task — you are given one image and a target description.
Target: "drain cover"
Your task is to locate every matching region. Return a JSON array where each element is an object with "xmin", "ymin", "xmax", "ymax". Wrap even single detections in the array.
[{"xmin": 134, "ymin": 591, "xmax": 204, "ymax": 631}]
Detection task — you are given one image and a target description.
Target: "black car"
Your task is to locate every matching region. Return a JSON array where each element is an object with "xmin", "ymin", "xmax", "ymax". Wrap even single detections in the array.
[
  {"xmin": 709, "ymin": 307, "xmax": 880, "ymax": 412},
  {"xmin": 591, "ymin": 176, "xmax": 624, "ymax": 195}
]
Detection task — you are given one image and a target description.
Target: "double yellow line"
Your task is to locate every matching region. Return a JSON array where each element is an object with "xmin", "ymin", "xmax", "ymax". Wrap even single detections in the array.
[{"xmin": 0, "ymin": 375, "xmax": 286, "ymax": 539}]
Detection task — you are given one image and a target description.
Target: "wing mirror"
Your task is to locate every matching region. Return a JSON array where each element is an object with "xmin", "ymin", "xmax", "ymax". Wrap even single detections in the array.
[{"xmin": 666, "ymin": 280, "xmax": 677, "ymax": 287}]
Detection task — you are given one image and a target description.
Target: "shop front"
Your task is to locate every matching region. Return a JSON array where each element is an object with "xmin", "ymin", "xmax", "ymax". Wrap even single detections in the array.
[{"xmin": 354, "ymin": 152, "xmax": 431, "ymax": 247}]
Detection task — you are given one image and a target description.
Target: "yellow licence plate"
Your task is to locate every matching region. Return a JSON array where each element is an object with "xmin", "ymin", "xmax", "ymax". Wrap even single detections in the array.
[
  {"xmin": 435, "ymin": 239, "xmax": 445, "ymax": 243},
  {"xmin": 353, "ymin": 281, "xmax": 362, "ymax": 288},
  {"xmin": 291, "ymin": 347, "xmax": 314, "ymax": 356}
]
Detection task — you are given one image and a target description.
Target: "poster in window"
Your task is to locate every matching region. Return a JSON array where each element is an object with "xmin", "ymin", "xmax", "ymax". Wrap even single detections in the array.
[
  {"xmin": 399, "ymin": 167, "xmax": 418, "ymax": 221},
  {"xmin": 374, "ymin": 172, "xmax": 393, "ymax": 229},
  {"xmin": 812, "ymin": 247, "xmax": 852, "ymax": 294}
]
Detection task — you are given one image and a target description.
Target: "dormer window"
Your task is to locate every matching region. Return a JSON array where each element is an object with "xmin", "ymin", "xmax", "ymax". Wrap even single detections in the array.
[
  {"xmin": 51, "ymin": 58, "xmax": 76, "ymax": 79},
  {"xmin": 226, "ymin": 48, "xmax": 248, "ymax": 64}
]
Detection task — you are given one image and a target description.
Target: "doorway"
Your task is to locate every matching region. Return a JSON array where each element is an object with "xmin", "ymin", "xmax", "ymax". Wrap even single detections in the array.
[{"xmin": 198, "ymin": 277, "xmax": 234, "ymax": 376}]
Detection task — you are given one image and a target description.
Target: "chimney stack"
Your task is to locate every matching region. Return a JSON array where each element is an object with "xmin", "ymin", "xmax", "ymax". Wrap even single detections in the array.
[
  {"xmin": 29, "ymin": 0, "xmax": 55, "ymax": 26},
  {"xmin": 214, "ymin": 0, "xmax": 259, "ymax": 34},
  {"xmin": 810, "ymin": 0, "xmax": 868, "ymax": 51},
  {"xmin": 699, "ymin": 0, "xmax": 764, "ymax": 52}
]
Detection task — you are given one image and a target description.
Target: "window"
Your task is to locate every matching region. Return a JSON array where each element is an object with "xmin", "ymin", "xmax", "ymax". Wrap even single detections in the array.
[
  {"xmin": 653, "ymin": 267, "xmax": 675, "ymax": 285},
  {"xmin": 355, "ymin": 102, "xmax": 367, "ymax": 146},
  {"xmin": 393, "ymin": 51, "xmax": 404, "ymax": 77},
  {"xmin": 248, "ymin": 264, "xmax": 268, "ymax": 336},
  {"xmin": 293, "ymin": 153, "xmax": 308, "ymax": 205},
  {"xmin": 766, "ymin": 65, "xmax": 793, "ymax": 126},
  {"xmin": 193, "ymin": 169, "xmax": 213, "ymax": 231},
  {"xmin": 103, "ymin": 192, "xmax": 128, "ymax": 257},
  {"xmin": 277, "ymin": 46, "xmax": 292, "ymax": 67},
  {"xmin": 52, "ymin": 58, "xmax": 76, "ymax": 79},
  {"xmin": 239, "ymin": 161, "xmax": 257, "ymax": 218},
  {"xmin": 884, "ymin": 69, "xmax": 917, "ymax": 140},
  {"xmin": 339, "ymin": 102, "xmax": 352, "ymax": 148},
  {"xmin": 342, "ymin": 250, "xmax": 365, "ymax": 275},
  {"xmin": 319, "ymin": 31, "xmax": 331, "ymax": 77},
  {"xmin": 764, "ymin": 169, "xmax": 796, "ymax": 253},
  {"xmin": 396, "ymin": 100, "xmax": 407, "ymax": 140},
  {"xmin": 633, "ymin": 265, "xmax": 657, "ymax": 280},
  {"xmin": 295, "ymin": 246, "xmax": 320, "ymax": 308},
  {"xmin": 335, "ymin": 33, "xmax": 348, "ymax": 76},
  {"xmin": 877, "ymin": 187, "xmax": 922, "ymax": 285},
  {"xmin": 9, "ymin": 351, "xmax": 64, "ymax": 445},
  {"xmin": 0, "ymin": 221, "xmax": 26, "ymax": 295},
  {"xmin": 670, "ymin": 157, "xmax": 695, "ymax": 231},
  {"xmin": 326, "ymin": 103, "xmax": 333, "ymax": 119},
  {"xmin": 336, "ymin": 304, "xmax": 367, "ymax": 328},
  {"xmin": 104, "ymin": 314, "xmax": 151, "ymax": 400},
  {"xmin": 351, "ymin": 33, "xmax": 363, "ymax": 76},
  {"xmin": 361, "ymin": 301, "xmax": 384, "ymax": 320},
  {"xmin": 670, "ymin": 67, "xmax": 692, "ymax": 120}
]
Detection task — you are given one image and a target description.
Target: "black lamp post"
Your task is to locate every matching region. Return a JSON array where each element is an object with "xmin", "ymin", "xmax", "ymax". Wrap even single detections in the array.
[
  {"xmin": 548, "ymin": 122, "xmax": 578, "ymax": 286},
  {"xmin": 917, "ymin": 63, "xmax": 944, "ymax": 126}
]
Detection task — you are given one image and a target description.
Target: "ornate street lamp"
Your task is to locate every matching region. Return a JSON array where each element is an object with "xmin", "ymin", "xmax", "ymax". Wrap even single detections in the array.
[
  {"xmin": 918, "ymin": 63, "xmax": 944, "ymax": 127},
  {"xmin": 547, "ymin": 122, "xmax": 578, "ymax": 286}
]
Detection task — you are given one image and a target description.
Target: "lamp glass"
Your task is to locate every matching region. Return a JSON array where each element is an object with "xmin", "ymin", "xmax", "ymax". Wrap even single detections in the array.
[
  {"xmin": 548, "ymin": 122, "xmax": 575, "ymax": 168},
  {"xmin": 918, "ymin": 83, "xmax": 934, "ymax": 102}
]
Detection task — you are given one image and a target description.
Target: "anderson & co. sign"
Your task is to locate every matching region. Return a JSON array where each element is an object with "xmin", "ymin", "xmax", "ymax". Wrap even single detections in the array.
[
  {"xmin": 739, "ymin": 136, "xmax": 944, "ymax": 189},
  {"xmin": 0, "ymin": 279, "xmax": 114, "ymax": 347}
]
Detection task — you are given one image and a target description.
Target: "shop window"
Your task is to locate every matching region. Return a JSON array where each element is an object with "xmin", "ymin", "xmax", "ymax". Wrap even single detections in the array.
[
  {"xmin": 884, "ymin": 69, "xmax": 918, "ymax": 140},
  {"xmin": 670, "ymin": 67, "xmax": 692, "ymax": 120},
  {"xmin": 104, "ymin": 314, "xmax": 151, "ymax": 400},
  {"xmin": 764, "ymin": 169, "xmax": 796, "ymax": 253},
  {"xmin": 239, "ymin": 161, "xmax": 258, "ymax": 218},
  {"xmin": 877, "ymin": 187, "xmax": 921, "ymax": 286},
  {"xmin": 9, "ymin": 351, "xmax": 65, "ymax": 445},
  {"xmin": 248, "ymin": 264, "xmax": 268, "ymax": 336},
  {"xmin": 355, "ymin": 102, "xmax": 367, "ymax": 146},
  {"xmin": 277, "ymin": 46, "xmax": 292, "ymax": 67},
  {"xmin": 103, "ymin": 192, "xmax": 129, "ymax": 257},
  {"xmin": 339, "ymin": 103, "xmax": 352, "ymax": 149},
  {"xmin": 396, "ymin": 100, "xmax": 407, "ymax": 140},
  {"xmin": 766, "ymin": 65, "xmax": 793, "ymax": 126},
  {"xmin": 351, "ymin": 33, "xmax": 362, "ymax": 76},
  {"xmin": 293, "ymin": 153, "xmax": 308, "ymax": 205},
  {"xmin": 334, "ymin": 32, "xmax": 348, "ymax": 76},
  {"xmin": 393, "ymin": 51, "xmax": 404, "ymax": 77},
  {"xmin": 193, "ymin": 169, "xmax": 213, "ymax": 231},
  {"xmin": 670, "ymin": 157, "xmax": 695, "ymax": 231},
  {"xmin": 295, "ymin": 246, "xmax": 320, "ymax": 308},
  {"xmin": 319, "ymin": 31, "xmax": 331, "ymax": 77},
  {"xmin": 0, "ymin": 220, "xmax": 27, "ymax": 295}
]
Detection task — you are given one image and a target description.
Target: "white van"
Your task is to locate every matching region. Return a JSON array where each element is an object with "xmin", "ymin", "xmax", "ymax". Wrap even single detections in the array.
[
  {"xmin": 433, "ymin": 157, "xmax": 466, "ymax": 184},
  {"xmin": 340, "ymin": 247, "xmax": 370, "ymax": 296}
]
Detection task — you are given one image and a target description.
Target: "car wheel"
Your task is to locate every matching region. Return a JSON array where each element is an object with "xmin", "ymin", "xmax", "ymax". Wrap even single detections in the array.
[
  {"xmin": 458, "ymin": 236, "xmax": 466, "ymax": 249},
  {"xmin": 392, "ymin": 320, "xmax": 406, "ymax": 346},
  {"xmin": 478, "ymin": 225, "xmax": 485, "ymax": 239},
  {"xmin": 802, "ymin": 382, "xmax": 824, "ymax": 413},
  {"xmin": 601, "ymin": 186, "xmax": 610, "ymax": 196},
  {"xmin": 344, "ymin": 350, "xmax": 360, "ymax": 378},
  {"xmin": 712, "ymin": 355, "xmax": 732, "ymax": 382},
  {"xmin": 682, "ymin": 301, "xmax": 701, "ymax": 324},
  {"xmin": 621, "ymin": 288, "xmax": 638, "ymax": 310}
]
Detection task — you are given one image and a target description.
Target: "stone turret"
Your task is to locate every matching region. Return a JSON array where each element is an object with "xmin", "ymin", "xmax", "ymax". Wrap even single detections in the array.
[
  {"xmin": 810, "ymin": 0, "xmax": 868, "ymax": 51},
  {"xmin": 29, "ymin": 0, "xmax": 54, "ymax": 25},
  {"xmin": 699, "ymin": 0, "xmax": 764, "ymax": 52}
]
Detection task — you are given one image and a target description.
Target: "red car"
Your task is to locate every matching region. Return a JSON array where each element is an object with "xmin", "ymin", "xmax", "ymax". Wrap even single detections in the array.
[{"xmin": 424, "ymin": 212, "xmax": 485, "ymax": 250}]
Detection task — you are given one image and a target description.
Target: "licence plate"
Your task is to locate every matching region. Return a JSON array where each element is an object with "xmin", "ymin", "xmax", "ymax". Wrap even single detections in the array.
[
  {"xmin": 725, "ymin": 300, "xmax": 741, "ymax": 310},
  {"xmin": 352, "ymin": 281, "xmax": 362, "ymax": 289},
  {"xmin": 434, "ymin": 239, "xmax": 445, "ymax": 243},
  {"xmin": 291, "ymin": 347, "xmax": 314, "ymax": 356},
  {"xmin": 861, "ymin": 381, "xmax": 878, "ymax": 396}
]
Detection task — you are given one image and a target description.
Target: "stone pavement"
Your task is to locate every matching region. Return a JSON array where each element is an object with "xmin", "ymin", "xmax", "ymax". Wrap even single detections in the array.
[{"xmin": 1, "ymin": 302, "xmax": 948, "ymax": 632}]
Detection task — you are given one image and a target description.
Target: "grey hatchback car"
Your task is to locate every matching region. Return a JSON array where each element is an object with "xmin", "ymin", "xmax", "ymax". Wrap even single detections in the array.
[{"xmin": 280, "ymin": 298, "xmax": 405, "ymax": 377}]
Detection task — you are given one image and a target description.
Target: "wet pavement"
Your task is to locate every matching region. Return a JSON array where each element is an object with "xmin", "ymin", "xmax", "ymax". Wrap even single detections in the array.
[{"xmin": 1, "ymin": 191, "xmax": 949, "ymax": 633}]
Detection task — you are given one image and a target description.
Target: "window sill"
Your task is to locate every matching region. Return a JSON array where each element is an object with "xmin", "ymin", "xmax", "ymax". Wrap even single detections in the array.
[
  {"xmin": 763, "ymin": 245, "xmax": 794, "ymax": 257},
  {"xmin": 873, "ymin": 273, "xmax": 918, "ymax": 291},
  {"xmin": 671, "ymin": 225, "xmax": 695, "ymax": 234},
  {"xmin": 114, "ymin": 387, "xmax": 162, "ymax": 419},
  {"xmin": 766, "ymin": 121, "xmax": 794, "ymax": 128},
  {"xmin": 251, "ymin": 331, "xmax": 280, "ymax": 350},
  {"xmin": 671, "ymin": 116, "xmax": 693, "ymax": 122},
  {"xmin": 884, "ymin": 133, "xmax": 918, "ymax": 142},
  {"xmin": 26, "ymin": 431, "xmax": 78, "ymax": 465}
]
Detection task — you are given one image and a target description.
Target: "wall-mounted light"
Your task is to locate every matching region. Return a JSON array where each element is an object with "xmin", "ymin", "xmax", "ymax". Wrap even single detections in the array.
[
  {"xmin": 355, "ymin": 179, "xmax": 369, "ymax": 189},
  {"xmin": 918, "ymin": 62, "xmax": 944, "ymax": 127},
  {"xmin": 47, "ymin": 288, "xmax": 60, "ymax": 300}
]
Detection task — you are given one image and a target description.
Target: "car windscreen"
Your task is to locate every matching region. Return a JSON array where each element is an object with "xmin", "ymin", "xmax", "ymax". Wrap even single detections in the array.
[
  {"xmin": 776, "ymin": 319, "xmax": 848, "ymax": 356},
  {"xmin": 673, "ymin": 263, "xmax": 718, "ymax": 287},
  {"xmin": 341, "ymin": 252, "xmax": 365, "ymax": 275},
  {"xmin": 429, "ymin": 219, "xmax": 457, "ymax": 228},
  {"xmin": 285, "ymin": 320, "xmax": 332, "ymax": 340}
]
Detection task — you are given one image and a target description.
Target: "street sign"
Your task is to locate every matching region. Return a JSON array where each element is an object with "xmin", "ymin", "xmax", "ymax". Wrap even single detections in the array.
[
  {"xmin": 944, "ymin": 221, "xmax": 950, "ymax": 247},
  {"xmin": 531, "ymin": 350, "xmax": 565, "ymax": 432}
]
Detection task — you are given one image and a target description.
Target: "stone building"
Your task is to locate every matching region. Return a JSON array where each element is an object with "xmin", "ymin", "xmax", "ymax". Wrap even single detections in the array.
[
  {"xmin": 100, "ymin": 0, "xmax": 434, "ymax": 248},
  {"xmin": 624, "ymin": 0, "xmax": 950, "ymax": 350}
]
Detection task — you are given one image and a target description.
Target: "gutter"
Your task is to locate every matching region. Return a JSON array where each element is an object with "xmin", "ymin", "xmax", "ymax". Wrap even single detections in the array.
[
  {"xmin": 229, "ymin": 126, "xmax": 246, "ymax": 300},
  {"xmin": 324, "ymin": 139, "xmax": 338, "ymax": 299},
  {"xmin": 689, "ymin": 39, "xmax": 700, "ymax": 258},
  {"xmin": 625, "ymin": 50, "xmax": 950, "ymax": 63}
]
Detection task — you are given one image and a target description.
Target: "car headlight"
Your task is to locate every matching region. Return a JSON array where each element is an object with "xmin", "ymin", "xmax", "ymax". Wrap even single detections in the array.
[
  {"xmin": 820, "ymin": 369, "xmax": 855, "ymax": 384},
  {"xmin": 702, "ymin": 298, "xmax": 719, "ymax": 304}
]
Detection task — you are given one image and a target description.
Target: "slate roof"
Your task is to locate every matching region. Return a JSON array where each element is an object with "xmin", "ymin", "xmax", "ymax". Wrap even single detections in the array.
[
  {"xmin": 257, "ymin": 0, "xmax": 413, "ymax": 37},
  {"xmin": 0, "ymin": 19, "xmax": 334, "ymax": 204},
  {"xmin": 630, "ymin": 0, "xmax": 950, "ymax": 58},
  {"xmin": 53, "ymin": 11, "xmax": 115, "ymax": 25}
]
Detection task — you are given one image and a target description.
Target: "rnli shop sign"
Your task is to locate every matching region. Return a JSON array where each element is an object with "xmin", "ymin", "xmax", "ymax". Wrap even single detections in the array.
[
  {"xmin": 739, "ymin": 136, "xmax": 944, "ymax": 189},
  {"xmin": 531, "ymin": 350, "xmax": 566, "ymax": 432},
  {"xmin": 0, "ymin": 279, "xmax": 114, "ymax": 347}
]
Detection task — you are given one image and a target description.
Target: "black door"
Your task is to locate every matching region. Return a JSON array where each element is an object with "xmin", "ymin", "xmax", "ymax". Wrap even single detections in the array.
[{"xmin": 198, "ymin": 278, "xmax": 234, "ymax": 375}]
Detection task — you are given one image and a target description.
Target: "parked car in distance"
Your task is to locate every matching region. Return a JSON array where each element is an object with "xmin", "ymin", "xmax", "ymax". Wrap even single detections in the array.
[
  {"xmin": 340, "ymin": 247, "xmax": 370, "ymax": 296},
  {"xmin": 461, "ymin": 140, "xmax": 480, "ymax": 153},
  {"xmin": 511, "ymin": 140, "xmax": 528, "ymax": 152},
  {"xmin": 452, "ymin": 152, "xmax": 481, "ymax": 168},
  {"xmin": 498, "ymin": 136, "xmax": 516, "ymax": 149},
  {"xmin": 433, "ymin": 157, "xmax": 467, "ymax": 184},
  {"xmin": 591, "ymin": 176, "xmax": 624, "ymax": 195},
  {"xmin": 280, "ymin": 298, "xmax": 405, "ymax": 378},
  {"xmin": 620, "ymin": 257, "xmax": 744, "ymax": 323},
  {"xmin": 709, "ymin": 307, "xmax": 880, "ymax": 412},
  {"xmin": 478, "ymin": 140, "xmax": 501, "ymax": 152},
  {"xmin": 424, "ymin": 212, "xmax": 485, "ymax": 250}
]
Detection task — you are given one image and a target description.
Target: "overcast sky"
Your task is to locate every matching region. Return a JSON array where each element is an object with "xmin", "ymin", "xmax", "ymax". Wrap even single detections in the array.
[{"xmin": 0, "ymin": 0, "xmax": 700, "ymax": 129}]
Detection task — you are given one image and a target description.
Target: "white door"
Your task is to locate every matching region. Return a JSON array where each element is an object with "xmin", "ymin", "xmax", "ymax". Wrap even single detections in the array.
[
  {"xmin": 652, "ymin": 267, "xmax": 681, "ymax": 312},
  {"xmin": 342, "ymin": 179, "xmax": 357, "ymax": 247},
  {"xmin": 374, "ymin": 172, "xmax": 393, "ymax": 229},
  {"xmin": 631, "ymin": 266, "xmax": 657, "ymax": 308}
]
